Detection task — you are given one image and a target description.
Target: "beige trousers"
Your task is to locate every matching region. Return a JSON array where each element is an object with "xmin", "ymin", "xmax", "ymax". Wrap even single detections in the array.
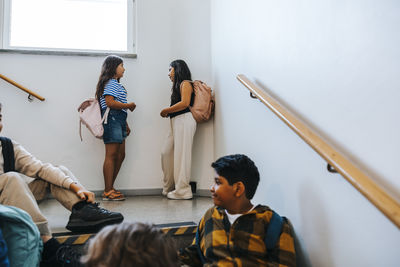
[
  {"xmin": 161, "ymin": 112, "xmax": 197, "ymax": 197},
  {"xmin": 0, "ymin": 166, "xmax": 81, "ymax": 236}
]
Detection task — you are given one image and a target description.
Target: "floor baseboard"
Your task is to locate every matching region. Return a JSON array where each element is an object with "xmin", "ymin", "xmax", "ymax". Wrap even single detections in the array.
[{"xmin": 47, "ymin": 188, "xmax": 211, "ymax": 198}]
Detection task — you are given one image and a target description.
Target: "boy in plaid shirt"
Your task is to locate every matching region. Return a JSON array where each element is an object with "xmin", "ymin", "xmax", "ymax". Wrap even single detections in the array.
[{"xmin": 180, "ymin": 154, "xmax": 296, "ymax": 267}]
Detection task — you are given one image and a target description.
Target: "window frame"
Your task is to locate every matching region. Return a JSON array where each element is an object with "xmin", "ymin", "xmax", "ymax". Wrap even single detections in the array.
[{"xmin": 0, "ymin": 0, "xmax": 137, "ymax": 57}]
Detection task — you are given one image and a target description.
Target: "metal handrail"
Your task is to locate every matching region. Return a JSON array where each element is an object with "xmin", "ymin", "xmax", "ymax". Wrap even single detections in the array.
[
  {"xmin": 0, "ymin": 74, "xmax": 45, "ymax": 101},
  {"xmin": 237, "ymin": 74, "xmax": 400, "ymax": 229}
]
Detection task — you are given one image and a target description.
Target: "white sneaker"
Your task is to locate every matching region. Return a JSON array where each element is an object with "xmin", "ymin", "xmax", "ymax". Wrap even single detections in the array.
[
  {"xmin": 167, "ymin": 190, "xmax": 193, "ymax": 200},
  {"xmin": 162, "ymin": 188, "xmax": 174, "ymax": 196}
]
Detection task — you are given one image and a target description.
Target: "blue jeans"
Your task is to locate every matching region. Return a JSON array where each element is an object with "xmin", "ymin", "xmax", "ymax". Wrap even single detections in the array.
[{"xmin": 102, "ymin": 109, "xmax": 127, "ymax": 144}]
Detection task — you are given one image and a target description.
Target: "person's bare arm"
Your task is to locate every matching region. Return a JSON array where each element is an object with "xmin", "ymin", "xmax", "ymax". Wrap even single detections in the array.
[
  {"xmin": 105, "ymin": 95, "xmax": 136, "ymax": 111},
  {"xmin": 160, "ymin": 81, "xmax": 193, "ymax": 117}
]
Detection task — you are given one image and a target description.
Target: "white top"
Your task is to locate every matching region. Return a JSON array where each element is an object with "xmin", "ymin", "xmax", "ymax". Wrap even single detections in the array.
[{"xmin": 225, "ymin": 204, "xmax": 256, "ymax": 225}]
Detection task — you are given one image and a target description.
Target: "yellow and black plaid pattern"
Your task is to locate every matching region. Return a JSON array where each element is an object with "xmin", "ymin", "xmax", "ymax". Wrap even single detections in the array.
[{"xmin": 195, "ymin": 205, "xmax": 296, "ymax": 267}]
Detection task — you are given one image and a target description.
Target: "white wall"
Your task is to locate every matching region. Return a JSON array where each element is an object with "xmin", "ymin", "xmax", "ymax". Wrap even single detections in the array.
[
  {"xmin": 211, "ymin": 0, "xmax": 400, "ymax": 266},
  {"xmin": 0, "ymin": 0, "xmax": 213, "ymax": 192},
  {"xmin": 2, "ymin": 0, "xmax": 399, "ymax": 265}
]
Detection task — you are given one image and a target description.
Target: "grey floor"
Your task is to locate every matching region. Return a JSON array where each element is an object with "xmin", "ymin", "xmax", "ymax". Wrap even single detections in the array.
[{"xmin": 39, "ymin": 195, "xmax": 213, "ymax": 233}]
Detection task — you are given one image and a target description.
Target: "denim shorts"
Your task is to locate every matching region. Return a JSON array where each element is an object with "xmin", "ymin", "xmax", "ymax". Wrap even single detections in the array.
[{"xmin": 102, "ymin": 109, "xmax": 127, "ymax": 144}]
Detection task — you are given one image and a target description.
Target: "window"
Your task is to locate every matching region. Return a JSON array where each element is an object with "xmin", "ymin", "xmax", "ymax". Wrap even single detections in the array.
[{"xmin": 0, "ymin": 0, "xmax": 136, "ymax": 56}]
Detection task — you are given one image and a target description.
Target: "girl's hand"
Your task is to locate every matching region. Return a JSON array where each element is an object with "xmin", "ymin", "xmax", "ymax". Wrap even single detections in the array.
[
  {"xmin": 127, "ymin": 123, "xmax": 131, "ymax": 136},
  {"xmin": 160, "ymin": 108, "xmax": 169, "ymax": 117},
  {"xmin": 128, "ymin": 102, "xmax": 136, "ymax": 111}
]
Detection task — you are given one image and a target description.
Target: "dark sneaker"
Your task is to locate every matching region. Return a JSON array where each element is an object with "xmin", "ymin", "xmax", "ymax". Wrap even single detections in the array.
[
  {"xmin": 66, "ymin": 202, "xmax": 124, "ymax": 233},
  {"xmin": 41, "ymin": 244, "xmax": 82, "ymax": 267}
]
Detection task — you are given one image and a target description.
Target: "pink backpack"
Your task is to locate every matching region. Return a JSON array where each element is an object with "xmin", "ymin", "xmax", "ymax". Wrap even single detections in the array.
[
  {"xmin": 77, "ymin": 98, "xmax": 110, "ymax": 141},
  {"xmin": 189, "ymin": 80, "xmax": 215, "ymax": 123}
]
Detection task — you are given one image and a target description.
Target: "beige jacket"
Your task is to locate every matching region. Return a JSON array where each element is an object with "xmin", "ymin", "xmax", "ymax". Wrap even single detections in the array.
[{"xmin": 0, "ymin": 139, "xmax": 74, "ymax": 189}]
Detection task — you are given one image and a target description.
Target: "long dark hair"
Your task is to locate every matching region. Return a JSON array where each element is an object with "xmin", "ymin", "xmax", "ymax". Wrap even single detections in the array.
[
  {"xmin": 95, "ymin": 55, "xmax": 123, "ymax": 100},
  {"xmin": 170, "ymin": 59, "xmax": 192, "ymax": 104}
]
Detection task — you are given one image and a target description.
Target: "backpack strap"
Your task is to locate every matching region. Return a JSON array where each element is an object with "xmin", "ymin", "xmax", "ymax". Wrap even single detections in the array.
[
  {"xmin": 102, "ymin": 107, "xmax": 110, "ymax": 125},
  {"xmin": 195, "ymin": 223, "xmax": 206, "ymax": 264},
  {"xmin": 0, "ymin": 137, "xmax": 15, "ymax": 173},
  {"xmin": 79, "ymin": 119, "xmax": 83, "ymax": 141},
  {"xmin": 264, "ymin": 210, "xmax": 284, "ymax": 251}
]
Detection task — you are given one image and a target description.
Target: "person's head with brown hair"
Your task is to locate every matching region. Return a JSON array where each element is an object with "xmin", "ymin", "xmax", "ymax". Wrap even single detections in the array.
[
  {"xmin": 81, "ymin": 222, "xmax": 179, "ymax": 267},
  {"xmin": 95, "ymin": 55, "xmax": 124, "ymax": 100}
]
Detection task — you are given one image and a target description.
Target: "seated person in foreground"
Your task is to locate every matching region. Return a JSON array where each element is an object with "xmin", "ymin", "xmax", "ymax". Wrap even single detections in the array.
[
  {"xmin": 81, "ymin": 222, "xmax": 180, "ymax": 267},
  {"xmin": 0, "ymin": 102, "xmax": 124, "ymax": 265},
  {"xmin": 179, "ymin": 154, "xmax": 296, "ymax": 267}
]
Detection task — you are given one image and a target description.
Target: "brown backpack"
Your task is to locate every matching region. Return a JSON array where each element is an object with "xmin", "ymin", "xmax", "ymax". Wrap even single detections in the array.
[{"xmin": 189, "ymin": 80, "xmax": 215, "ymax": 123}]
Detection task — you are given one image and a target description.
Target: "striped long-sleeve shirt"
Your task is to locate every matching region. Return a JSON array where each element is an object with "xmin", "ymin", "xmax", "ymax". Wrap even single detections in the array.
[{"xmin": 180, "ymin": 205, "xmax": 296, "ymax": 267}]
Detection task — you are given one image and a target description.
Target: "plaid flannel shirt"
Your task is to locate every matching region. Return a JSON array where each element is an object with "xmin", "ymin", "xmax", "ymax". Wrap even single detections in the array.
[{"xmin": 181, "ymin": 205, "xmax": 296, "ymax": 267}]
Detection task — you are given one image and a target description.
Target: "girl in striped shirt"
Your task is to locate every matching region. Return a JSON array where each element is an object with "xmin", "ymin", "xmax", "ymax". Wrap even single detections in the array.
[{"xmin": 95, "ymin": 55, "xmax": 136, "ymax": 201}]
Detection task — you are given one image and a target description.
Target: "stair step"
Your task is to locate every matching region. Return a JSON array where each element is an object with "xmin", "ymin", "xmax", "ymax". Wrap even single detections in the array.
[{"xmin": 53, "ymin": 221, "xmax": 197, "ymax": 249}]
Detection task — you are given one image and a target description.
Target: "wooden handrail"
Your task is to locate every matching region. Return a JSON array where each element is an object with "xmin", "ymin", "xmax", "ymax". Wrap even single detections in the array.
[
  {"xmin": 0, "ymin": 74, "xmax": 45, "ymax": 101},
  {"xmin": 237, "ymin": 74, "xmax": 400, "ymax": 229}
]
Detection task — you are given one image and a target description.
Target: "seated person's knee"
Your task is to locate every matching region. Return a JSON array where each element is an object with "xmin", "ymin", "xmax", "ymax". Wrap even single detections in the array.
[{"xmin": 2, "ymin": 172, "xmax": 25, "ymax": 186}]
